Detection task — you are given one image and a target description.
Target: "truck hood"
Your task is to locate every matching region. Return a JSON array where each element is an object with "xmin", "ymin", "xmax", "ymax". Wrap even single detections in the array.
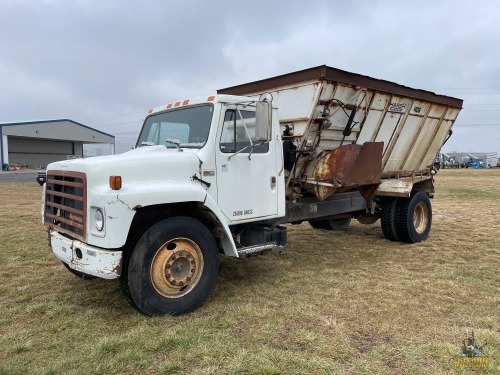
[{"xmin": 46, "ymin": 146, "xmax": 202, "ymax": 187}]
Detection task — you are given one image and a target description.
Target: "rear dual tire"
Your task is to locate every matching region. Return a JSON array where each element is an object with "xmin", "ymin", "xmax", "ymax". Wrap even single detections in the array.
[
  {"xmin": 381, "ymin": 198, "xmax": 400, "ymax": 241},
  {"xmin": 395, "ymin": 192, "xmax": 432, "ymax": 243},
  {"xmin": 381, "ymin": 192, "xmax": 432, "ymax": 243}
]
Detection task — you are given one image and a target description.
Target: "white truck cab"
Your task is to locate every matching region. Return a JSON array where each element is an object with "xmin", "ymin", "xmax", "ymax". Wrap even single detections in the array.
[{"xmin": 44, "ymin": 94, "xmax": 286, "ymax": 315}]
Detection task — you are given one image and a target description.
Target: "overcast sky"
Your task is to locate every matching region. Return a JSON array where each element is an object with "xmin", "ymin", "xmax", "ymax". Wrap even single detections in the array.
[{"xmin": 1, "ymin": 0, "xmax": 499, "ymax": 155}]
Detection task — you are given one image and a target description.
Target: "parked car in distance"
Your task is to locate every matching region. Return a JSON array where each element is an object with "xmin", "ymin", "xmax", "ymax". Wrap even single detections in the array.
[{"xmin": 36, "ymin": 171, "xmax": 46, "ymax": 186}]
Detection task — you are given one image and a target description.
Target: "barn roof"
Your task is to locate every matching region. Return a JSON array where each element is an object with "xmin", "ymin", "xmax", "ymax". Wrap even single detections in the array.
[
  {"xmin": 0, "ymin": 119, "xmax": 114, "ymax": 143},
  {"xmin": 0, "ymin": 119, "xmax": 114, "ymax": 137}
]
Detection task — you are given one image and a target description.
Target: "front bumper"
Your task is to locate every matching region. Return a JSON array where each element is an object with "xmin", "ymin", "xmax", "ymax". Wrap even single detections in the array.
[{"xmin": 49, "ymin": 230, "xmax": 122, "ymax": 279}]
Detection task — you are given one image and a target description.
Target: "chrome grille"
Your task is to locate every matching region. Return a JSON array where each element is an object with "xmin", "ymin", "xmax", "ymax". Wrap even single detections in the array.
[{"xmin": 44, "ymin": 171, "xmax": 87, "ymax": 240}]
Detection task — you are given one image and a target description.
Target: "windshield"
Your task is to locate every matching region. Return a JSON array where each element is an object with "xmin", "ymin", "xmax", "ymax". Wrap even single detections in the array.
[{"xmin": 136, "ymin": 104, "xmax": 213, "ymax": 148}]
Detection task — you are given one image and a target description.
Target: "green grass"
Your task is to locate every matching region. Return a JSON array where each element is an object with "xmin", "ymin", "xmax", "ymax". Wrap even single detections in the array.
[{"xmin": 0, "ymin": 169, "xmax": 499, "ymax": 374}]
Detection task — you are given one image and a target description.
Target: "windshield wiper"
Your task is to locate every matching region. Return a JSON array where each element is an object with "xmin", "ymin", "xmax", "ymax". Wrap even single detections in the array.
[{"xmin": 166, "ymin": 138, "xmax": 183, "ymax": 152}]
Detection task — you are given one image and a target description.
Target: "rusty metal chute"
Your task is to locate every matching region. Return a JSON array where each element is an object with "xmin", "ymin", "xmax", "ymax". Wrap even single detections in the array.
[{"xmin": 303, "ymin": 142, "xmax": 383, "ymax": 201}]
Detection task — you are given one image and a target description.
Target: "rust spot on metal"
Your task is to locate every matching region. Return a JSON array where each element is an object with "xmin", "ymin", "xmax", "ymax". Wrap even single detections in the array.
[
  {"xmin": 212, "ymin": 227, "xmax": 225, "ymax": 239},
  {"xmin": 113, "ymin": 260, "xmax": 122, "ymax": 276},
  {"xmin": 305, "ymin": 142, "xmax": 383, "ymax": 201},
  {"xmin": 358, "ymin": 185, "xmax": 379, "ymax": 203}
]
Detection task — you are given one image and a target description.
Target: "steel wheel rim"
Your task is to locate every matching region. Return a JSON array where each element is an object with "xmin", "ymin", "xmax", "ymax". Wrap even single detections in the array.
[
  {"xmin": 413, "ymin": 202, "xmax": 429, "ymax": 235},
  {"xmin": 151, "ymin": 237, "xmax": 204, "ymax": 298}
]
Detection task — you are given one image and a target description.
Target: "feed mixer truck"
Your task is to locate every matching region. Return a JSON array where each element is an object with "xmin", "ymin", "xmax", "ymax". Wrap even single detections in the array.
[{"xmin": 41, "ymin": 65, "xmax": 463, "ymax": 315}]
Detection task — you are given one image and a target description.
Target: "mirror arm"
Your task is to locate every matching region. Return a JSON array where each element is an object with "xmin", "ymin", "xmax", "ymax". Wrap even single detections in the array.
[
  {"xmin": 227, "ymin": 141, "xmax": 268, "ymax": 161},
  {"xmin": 227, "ymin": 144, "xmax": 252, "ymax": 160},
  {"xmin": 248, "ymin": 145, "xmax": 254, "ymax": 161},
  {"xmin": 236, "ymin": 107, "xmax": 254, "ymax": 147},
  {"xmin": 248, "ymin": 142, "xmax": 269, "ymax": 160}
]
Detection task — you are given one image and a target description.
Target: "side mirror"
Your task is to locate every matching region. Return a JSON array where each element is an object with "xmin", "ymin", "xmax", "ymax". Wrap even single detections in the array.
[{"xmin": 255, "ymin": 101, "xmax": 271, "ymax": 142}]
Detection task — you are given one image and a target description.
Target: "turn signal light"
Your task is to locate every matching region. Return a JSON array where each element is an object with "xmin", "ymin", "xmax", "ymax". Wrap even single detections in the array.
[{"xmin": 109, "ymin": 176, "xmax": 122, "ymax": 190}]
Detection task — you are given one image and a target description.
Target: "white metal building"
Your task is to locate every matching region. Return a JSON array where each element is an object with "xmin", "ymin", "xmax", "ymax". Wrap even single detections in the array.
[{"xmin": 0, "ymin": 119, "xmax": 115, "ymax": 169}]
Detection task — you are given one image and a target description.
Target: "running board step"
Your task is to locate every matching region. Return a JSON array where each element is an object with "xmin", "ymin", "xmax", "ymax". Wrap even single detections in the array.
[{"xmin": 237, "ymin": 242, "xmax": 281, "ymax": 258}]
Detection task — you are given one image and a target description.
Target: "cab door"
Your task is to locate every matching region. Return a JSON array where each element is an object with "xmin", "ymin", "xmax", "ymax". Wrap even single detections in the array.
[{"xmin": 215, "ymin": 106, "xmax": 278, "ymax": 221}]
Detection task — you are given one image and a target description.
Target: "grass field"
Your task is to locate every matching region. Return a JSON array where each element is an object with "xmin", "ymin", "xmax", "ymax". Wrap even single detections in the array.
[{"xmin": 0, "ymin": 169, "xmax": 498, "ymax": 374}]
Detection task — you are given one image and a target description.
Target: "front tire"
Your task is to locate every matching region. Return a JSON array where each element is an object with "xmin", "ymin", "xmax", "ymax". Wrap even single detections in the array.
[{"xmin": 122, "ymin": 217, "xmax": 219, "ymax": 316}]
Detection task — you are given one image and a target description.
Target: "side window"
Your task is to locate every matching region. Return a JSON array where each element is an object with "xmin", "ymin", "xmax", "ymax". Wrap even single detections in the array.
[{"xmin": 219, "ymin": 109, "xmax": 269, "ymax": 153}]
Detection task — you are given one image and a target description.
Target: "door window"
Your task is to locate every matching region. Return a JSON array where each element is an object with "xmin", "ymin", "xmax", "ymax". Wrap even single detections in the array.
[{"xmin": 219, "ymin": 109, "xmax": 269, "ymax": 153}]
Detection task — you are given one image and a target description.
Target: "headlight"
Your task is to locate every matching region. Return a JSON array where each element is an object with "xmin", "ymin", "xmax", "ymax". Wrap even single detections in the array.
[{"xmin": 94, "ymin": 209, "xmax": 104, "ymax": 231}]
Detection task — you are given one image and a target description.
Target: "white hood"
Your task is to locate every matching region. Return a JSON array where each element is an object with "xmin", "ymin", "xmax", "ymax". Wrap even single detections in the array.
[{"xmin": 47, "ymin": 146, "xmax": 202, "ymax": 187}]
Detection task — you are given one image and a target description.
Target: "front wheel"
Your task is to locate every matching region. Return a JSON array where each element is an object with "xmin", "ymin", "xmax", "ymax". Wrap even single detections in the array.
[{"xmin": 122, "ymin": 217, "xmax": 219, "ymax": 316}]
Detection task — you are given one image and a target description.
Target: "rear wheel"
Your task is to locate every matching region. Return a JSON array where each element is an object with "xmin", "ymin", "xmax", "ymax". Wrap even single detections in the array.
[
  {"xmin": 395, "ymin": 192, "xmax": 432, "ymax": 243},
  {"xmin": 381, "ymin": 198, "xmax": 400, "ymax": 241},
  {"xmin": 309, "ymin": 217, "xmax": 351, "ymax": 230},
  {"xmin": 121, "ymin": 216, "xmax": 219, "ymax": 316}
]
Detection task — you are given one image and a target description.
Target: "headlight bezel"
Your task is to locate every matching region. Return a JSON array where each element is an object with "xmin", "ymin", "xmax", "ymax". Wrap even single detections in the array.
[{"xmin": 90, "ymin": 206, "xmax": 106, "ymax": 237}]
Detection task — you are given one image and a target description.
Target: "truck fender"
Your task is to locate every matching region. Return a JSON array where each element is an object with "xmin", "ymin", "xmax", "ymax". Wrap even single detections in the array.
[
  {"xmin": 90, "ymin": 183, "xmax": 214, "ymax": 249},
  {"xmin": 112, "ymin": 183, "xmax": 238, "ymax": 257},
  {"xmin": 202, "ymin": 193, "xmax": 239, "ymax": 258}
]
